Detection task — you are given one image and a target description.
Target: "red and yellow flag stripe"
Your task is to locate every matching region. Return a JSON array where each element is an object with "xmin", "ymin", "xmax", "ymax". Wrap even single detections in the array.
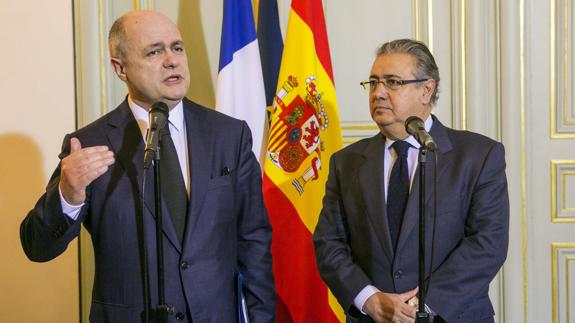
[{"xmin": 262, "ymin": 0, "xmax": 344, "ymax": 321}]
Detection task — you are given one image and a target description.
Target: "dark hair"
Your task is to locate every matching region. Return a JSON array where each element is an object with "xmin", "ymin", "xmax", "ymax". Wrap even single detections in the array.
[{"xmin": 377, "ymin": 39, "xmax": 440, "ymax": 105}]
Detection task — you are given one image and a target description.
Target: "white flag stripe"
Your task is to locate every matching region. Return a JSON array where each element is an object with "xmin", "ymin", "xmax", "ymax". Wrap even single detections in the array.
[{"xmin": 216, "ymin": 41, "xmax": 266, "ymax": 161}]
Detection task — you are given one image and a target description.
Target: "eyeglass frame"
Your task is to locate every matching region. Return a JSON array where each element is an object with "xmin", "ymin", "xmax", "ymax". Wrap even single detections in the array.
[{"xmin": 360, "ymin": 77, "xmax": 430, "ymax": 91}]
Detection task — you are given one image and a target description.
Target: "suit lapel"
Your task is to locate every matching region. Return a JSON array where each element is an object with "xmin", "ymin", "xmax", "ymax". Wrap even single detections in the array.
[
  {"xmin": 106, "ymin": 100, "xmax": 182, "ymax": 253},
  {"xmin": 396, "ymin": 117, "xmax": 453, "ymax": 252},
  {"xmin": 182, "ymin": 99, "xmax": 212, "ymax": 248},
  {"xmin": 358, "ymin": 134, "xmax": 395, "ymax": 261}
]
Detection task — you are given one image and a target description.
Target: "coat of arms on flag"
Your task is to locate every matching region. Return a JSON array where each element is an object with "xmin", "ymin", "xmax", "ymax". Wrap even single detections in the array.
[{"xmin": 266, "ymin": 75, "xmax": 331, "ymax": 195}]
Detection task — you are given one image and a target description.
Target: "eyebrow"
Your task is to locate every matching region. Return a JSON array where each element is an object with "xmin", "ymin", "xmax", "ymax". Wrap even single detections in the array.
[
  {"xmin": 144, "ymin": 40, "xmax": 184, "ymax": 51},
  {"xmin": 369, "ymin": 74, "xmax": 401, "ymax": 79}
]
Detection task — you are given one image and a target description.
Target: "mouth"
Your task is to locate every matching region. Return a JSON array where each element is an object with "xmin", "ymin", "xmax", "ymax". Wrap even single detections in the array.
[
  {"xmin": 164, "ymin": 74, "xmax": 183, "ymax": 83},
  {"xmin": 372, "ymin": 106, "xmax": 392, "ymax": 113}
]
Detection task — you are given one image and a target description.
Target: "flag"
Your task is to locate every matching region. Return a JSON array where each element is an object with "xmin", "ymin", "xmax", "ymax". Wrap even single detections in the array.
[
  {"xmin": 262, "ymin": 0, "xmax": 344, "ymax": 321},
  {"xmin": 256, "ymin": 0, "xmax": 284, "ymax": 107},
  {"xmin": 216, "ymin": 0, "xmax": 266, "ymax": 161}
]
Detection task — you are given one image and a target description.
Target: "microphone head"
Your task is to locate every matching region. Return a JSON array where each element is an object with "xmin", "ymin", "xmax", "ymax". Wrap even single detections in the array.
[
  {"xmin": 405, "ymin": 116, "xmax": 424, "ymax": 135},
  {"xmin": 150, "ymin": 101, "xmax": 169, "ymax": 115},
  {"xmin": 149, "ymin": 102, "xmax": 169, "ymax": 129}
]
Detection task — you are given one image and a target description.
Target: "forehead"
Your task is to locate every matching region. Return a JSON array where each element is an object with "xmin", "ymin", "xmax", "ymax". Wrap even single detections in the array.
[
  {"xmin": 124, "ymin": 13, "xmax": 182, "ymax": 48},
  {"xmin": 370, "ymin": 53, "xmax": 417, "ymax": 77}
]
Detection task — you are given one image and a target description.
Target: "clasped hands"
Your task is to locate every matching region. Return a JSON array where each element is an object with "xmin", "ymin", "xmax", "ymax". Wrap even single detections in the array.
[{"xmin": 363, "ymin": 287, "xmax": 419, "ymax": 323}]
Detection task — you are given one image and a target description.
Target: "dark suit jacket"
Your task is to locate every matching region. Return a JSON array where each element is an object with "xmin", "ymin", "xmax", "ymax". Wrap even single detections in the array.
[
  {"xmin": 313, "ymin": 117, "xmax": 509, "ymax": 323},
  {"xmin": 21, "ymin": 98, "xmax": 276, "ymax": 323}
]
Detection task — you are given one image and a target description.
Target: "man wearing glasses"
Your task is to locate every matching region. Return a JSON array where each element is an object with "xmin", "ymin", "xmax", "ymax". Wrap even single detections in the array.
[{"xmin": 313, "ymin": 39, "xmax": 509, "ymax": 323}]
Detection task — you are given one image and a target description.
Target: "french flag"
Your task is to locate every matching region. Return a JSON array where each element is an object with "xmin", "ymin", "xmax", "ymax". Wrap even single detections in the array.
[{"xmin": 216, "ymin": 0, "xmax": 267, "ymax": 162}]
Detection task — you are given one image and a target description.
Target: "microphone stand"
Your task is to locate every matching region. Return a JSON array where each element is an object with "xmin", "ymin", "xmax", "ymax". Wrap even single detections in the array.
[
  {"xmin": 142, "ymin": 134, "xmax": 173, "ymax": 323},
  {"xmin": 151, "ymin": 139, "xmax": 174, "ymax": 323},
  {"xmin": 416, "ymin": 147, "xmax": 430, "ymax": 323}
]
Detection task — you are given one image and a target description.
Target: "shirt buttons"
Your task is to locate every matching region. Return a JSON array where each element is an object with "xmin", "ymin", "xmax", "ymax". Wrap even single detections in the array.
[
  {"xmin": 394, "ymin": 270, "xmax": 403, "ymax": 279},
  {"xmin": 180, "ymin": 261, "xmax": 189, "ymax": 270}
]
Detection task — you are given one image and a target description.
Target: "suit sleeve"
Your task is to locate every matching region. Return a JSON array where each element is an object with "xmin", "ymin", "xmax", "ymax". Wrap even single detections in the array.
[
  {"xmin": 20, "ymin": 134, "xmax": 86, "ymax": 262},
  {"xmin": 313, "ymin": 155, "xmax": 372, "ymax": 316},
  {"xmin": 235, "ymin": 121, "xmax": 276, "ymax": 323},
  {"xmin": 426, "ymin": 142, "xmax": 509, "ymax": 321}
]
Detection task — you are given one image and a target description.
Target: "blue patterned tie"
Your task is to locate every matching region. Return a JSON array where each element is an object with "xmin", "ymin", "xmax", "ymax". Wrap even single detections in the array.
[{"xmin": 387, "ymin": 140, "xmax": 411, "ymax": 251}]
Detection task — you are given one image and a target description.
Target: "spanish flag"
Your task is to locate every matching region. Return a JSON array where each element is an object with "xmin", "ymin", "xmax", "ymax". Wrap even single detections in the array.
[{"xmin": 262, "ymin": 0, "xmax": 344, "ymax": 321}]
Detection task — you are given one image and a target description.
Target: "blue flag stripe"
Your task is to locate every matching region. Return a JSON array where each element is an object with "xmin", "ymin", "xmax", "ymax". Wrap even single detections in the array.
[
  {"xmin": 218, "ymin": 0, "xmax": 258, "ymax": 71},
  {"xmin": 257, "ymin": 0, "xmax": 284, "ymax": 106}
]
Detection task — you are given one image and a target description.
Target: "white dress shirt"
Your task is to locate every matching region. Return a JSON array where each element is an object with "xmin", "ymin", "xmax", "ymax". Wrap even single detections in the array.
[
  {"xmin": 59, "ymin": 98, "xmax": 190, "ymax": 220},
  {"xmin": 353, "ymin": 115, "xmax": 433, "ymax": 313}
]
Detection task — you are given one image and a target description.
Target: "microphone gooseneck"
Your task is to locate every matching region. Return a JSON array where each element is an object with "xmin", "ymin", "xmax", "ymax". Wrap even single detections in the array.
[{"xmin": 405, "ymin": 116, "xmax": 437, "ymax": 151}]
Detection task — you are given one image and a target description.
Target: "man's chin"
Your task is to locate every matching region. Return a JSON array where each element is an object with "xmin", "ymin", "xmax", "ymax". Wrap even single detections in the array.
[
  {"xmin": 162, "ymin": 94, "xmax": 186, "ymax": 103},
  {"xmin": 371, "ymin": 116, "xmax": 395, "ymax": 128}
]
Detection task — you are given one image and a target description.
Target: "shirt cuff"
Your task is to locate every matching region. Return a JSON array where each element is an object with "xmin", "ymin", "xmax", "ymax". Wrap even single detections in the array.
[
  {"xmin": 425, "ymin": 303, "xmax": 436, "ymax": 316},
  {"xmin": 353, "ymin": 285, "xmax": 380, "ymax": 314},
  {"xmin": 59, "ymin": 184, "xmax": 84, "ymax": 220}
]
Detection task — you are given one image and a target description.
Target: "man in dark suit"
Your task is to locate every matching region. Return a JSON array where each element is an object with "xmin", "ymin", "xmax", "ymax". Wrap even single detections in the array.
[
  {"xmin": 313, "ymin": 39, "xmax": 509, "ymax": 323},
  {"xmin": 20, "ymin": 10, "xmax": 275, "ymax": 322}
]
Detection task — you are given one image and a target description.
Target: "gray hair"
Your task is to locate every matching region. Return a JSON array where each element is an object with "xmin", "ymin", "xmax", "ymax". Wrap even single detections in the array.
[
  {"xmin": 108, "ymin": 15, "xmax": 127, "ymax": 60},
  {"xmin": 377, "ymin": 39, "xmax": 440, "ymax": 105}
]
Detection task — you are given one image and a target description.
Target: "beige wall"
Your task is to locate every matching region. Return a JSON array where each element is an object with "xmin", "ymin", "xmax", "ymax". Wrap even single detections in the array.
[{"xmin": 0, "ymin": 1, "xmax": 78, "ymax": 322}]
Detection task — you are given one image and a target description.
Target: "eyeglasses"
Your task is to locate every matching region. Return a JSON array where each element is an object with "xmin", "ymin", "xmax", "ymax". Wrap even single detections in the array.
[{"xmin": 360, "ymin": 77, "xmax": 429, "ymax": 91}]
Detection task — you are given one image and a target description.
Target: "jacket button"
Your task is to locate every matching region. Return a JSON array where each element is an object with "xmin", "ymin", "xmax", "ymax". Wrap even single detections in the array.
[
  {"xmin": 394, "ymin": 270, "xmax": 403, "ymax": 279},
  {"xmin": 175, "ymin": 312, "xmax": 185, "ymax": 320},
  {"xmin": 180, "ymin": 261, "xmax": 189, "ymax": 270}
]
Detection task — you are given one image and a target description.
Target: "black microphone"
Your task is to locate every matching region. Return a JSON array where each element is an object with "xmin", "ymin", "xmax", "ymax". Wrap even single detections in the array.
[
  {"xmin": 143, "ymin": 102, "xmax": 169, "ymax": 169},
  {"xmin": 405, "ymin": 116, "xmax": 437, "ymax": 151}
]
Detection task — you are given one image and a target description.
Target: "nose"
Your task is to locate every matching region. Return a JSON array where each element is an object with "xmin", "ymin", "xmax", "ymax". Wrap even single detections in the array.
[
  {"xmin": 372, "ymin": 81, "xmax": 389, "ymax": 100},
  {"xmin": 163, "ymin": 50, "xmax": 179, "ymax": 69}
]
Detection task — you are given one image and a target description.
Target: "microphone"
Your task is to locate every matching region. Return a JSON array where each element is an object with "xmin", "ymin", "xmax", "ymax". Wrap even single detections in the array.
[
  {"xmin": 143, "ymin": 102, "xmax": 169, "ymax": 169},
  {"xmin": 405, "ymin": 116, "xmax": 437, "ymax": 151}
]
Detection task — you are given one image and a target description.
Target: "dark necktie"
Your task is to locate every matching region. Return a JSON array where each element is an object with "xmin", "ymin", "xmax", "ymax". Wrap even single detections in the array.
[
  {"xmin": 160, "ymin": 125, "xmax": 188, "ymax": 243},
  {"xmin": 387, "ymin": 140, "xmax": 411, "ymax": 251}
]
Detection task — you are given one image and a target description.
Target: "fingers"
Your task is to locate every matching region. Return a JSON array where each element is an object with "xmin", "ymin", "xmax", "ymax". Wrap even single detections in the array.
[
  {"xmin": 60, "ymin": 142, "xmax": 115, "ymax": 205},
  {"xmin": 399, "ymin": 287, "xmax": 419, "ymax": 302},
  {"xmin": 70, "ymin": 137, "xmax": 82, "ymax": 153}
]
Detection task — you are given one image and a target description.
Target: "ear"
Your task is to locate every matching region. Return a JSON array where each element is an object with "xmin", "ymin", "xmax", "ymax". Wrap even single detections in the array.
[
  {"xmin": 420, "ymin": 79, "xmax": 436, "ymax": 105},
  {"xmin": 110, "ymin": 58, "xmax": 127, "ymax": 82}
]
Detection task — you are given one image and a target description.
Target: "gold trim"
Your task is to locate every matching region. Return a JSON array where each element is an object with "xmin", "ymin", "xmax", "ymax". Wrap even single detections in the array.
[
  {"xmin": 428, "ymin": 0, "xmax": 433, "ymax": 53},
  {"xmin": 551, "ymin": 0, "xmax": 575, "ymax": 138},
  {"xmin": 496, "ymin": 0, "xmax": 503, "ymax": 141},
  {"xmin": 553, "ymin": 243, "xmax": 558, "ymax": 323},
  {"xmin": 343, "ymin": 138, "xmax": 367, "ymax": 144},
  {"xmin": 460, "ymin": 0, "xmax": 467, "ymax": 130},
  {"xmin": 562, "ymin": 171, "xmax": 575, "ymax": 211},
  {"xmin": 415, "ymin": 0, "xmax": 420, "ymax": 40},
  {"xmin": 551, "ymin": 243, "xmax": 575, "ymax": 323},
  {"xmin": 564, "ymin": 253, "xmax": 574, "ymax": 323},
  {"xmin": 563, "ymin": 0, "xmax": 568, "ymax": 127},
  {"xmin": 341, "ymin": 125, "xmax": 379, "ymax": 131},
  {"xmin": 98, "ymin": 0, "xmax": 106, "ymax": 116},
  {"xmin": 494, "ymin": 0, "xmax": 505, "ymax": 318},
  {"xmin": 551, "ymin": 160, "xmax": 575, "ymax": 223},
  {"xmin": 450, "ymin": 0, "xmax": 455, "ymax": 128},
  {"xmin": 552, "ymin": 159, "xmax": 557, "ymax": 221},
  {"xmin": 520, "ymin": 0, "xmax": 527, "ymax": 320},
  {"xmin": 551, "ymin": 0, "xmax": 556, "ymax": 139}
]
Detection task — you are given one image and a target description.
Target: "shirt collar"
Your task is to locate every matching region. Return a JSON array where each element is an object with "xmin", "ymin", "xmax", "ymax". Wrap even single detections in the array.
[
  {"xmin": 128, "ymin": 97, "xmax": 185, "ymax": 133},
  {"xmin": 384, "ymin": 115, "xmax": 434, "ymax": 150}
]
